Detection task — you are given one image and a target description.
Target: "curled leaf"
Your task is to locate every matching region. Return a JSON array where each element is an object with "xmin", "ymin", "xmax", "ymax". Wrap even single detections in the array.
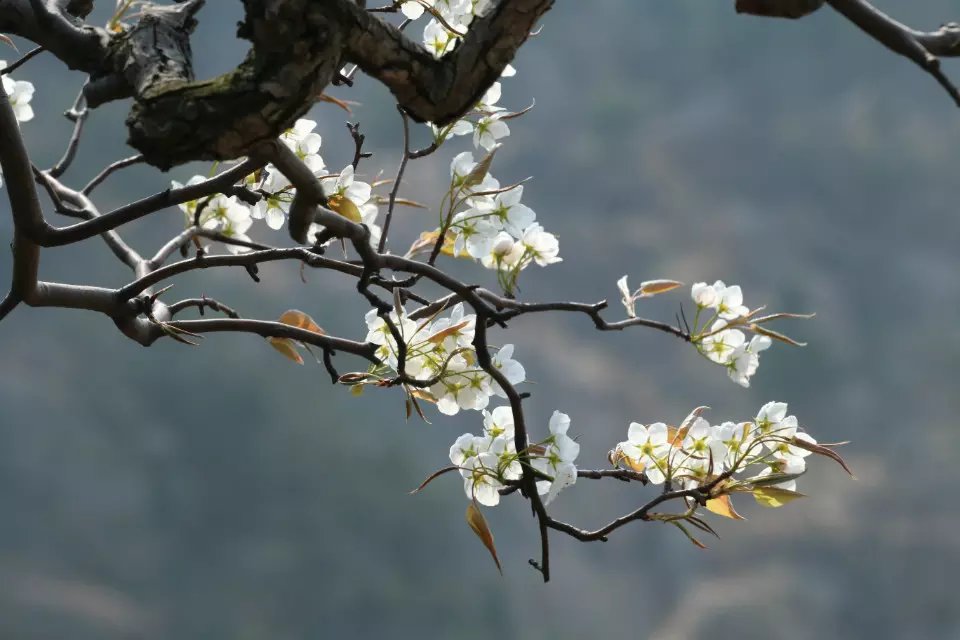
[
  {"xmin": 316, "ymin": 93, "xmax": 354, "ymax": 114},
  {"xmin": 686, "ymin": 515, "xmax": 721, "ymax": 538},
  {"xmin": 339, "ymin": 372, "xmax": 377, "ymax": 384},
  {"xmin": 466, "ymin": 502, "xmax": 503, "ymax": 575},
  {"xmin": 789, "ymin": 437, "xmax": 855, "ymax": 477},
  {"xmin": 751, "ymin": 324, "xmax": 807, "ymax": 347},
  {"xmin": 638, "ymin": 279, "xmax": 684, "ymax": 297},
  {"xmin": 500, "ymin": 99, "xmax": 536, "ymax": 121},
  {"xmin": 671, "ymin": 521, "xmax": 708, "ymax": 549},
  {"xmin": 411, "ymin": 465, "xmax": 459, "ymax": 494},
  {"xmin": 751, "ymin": 311, "xmax": 816, "ymax": 325}
]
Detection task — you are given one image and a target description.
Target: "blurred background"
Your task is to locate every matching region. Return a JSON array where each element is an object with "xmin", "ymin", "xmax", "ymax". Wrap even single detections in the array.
[{"xmin": 1, "ymin": 1, "xmax": 959, "ymax": 638}]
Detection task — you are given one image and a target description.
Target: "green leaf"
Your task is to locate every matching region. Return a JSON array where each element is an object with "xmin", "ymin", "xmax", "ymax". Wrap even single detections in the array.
[{"xmin": 753, "ymin": 486, "xmax": 806, "ymax": 508}]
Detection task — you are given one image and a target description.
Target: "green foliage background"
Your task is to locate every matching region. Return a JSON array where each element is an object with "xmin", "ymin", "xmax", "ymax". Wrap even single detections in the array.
[{"xmin": 1, "ymin": 2, "xmax": 958, "ymax": 637}]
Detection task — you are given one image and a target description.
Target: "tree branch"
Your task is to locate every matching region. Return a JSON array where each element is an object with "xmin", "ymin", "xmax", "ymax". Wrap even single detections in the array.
[{"xmin": 344, "ymin": 0, "xmax": 554, "ymax": 125}]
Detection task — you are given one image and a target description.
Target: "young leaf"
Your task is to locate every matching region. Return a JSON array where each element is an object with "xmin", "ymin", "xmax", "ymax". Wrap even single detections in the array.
[
  {"xmin": 753, "ymin": 486, "xmax": 806, "ymax": 508},
  {"xmin": 464, "ymin": 147, "xmax": 497, "ymax": 187},
  {"xmin": 268, "ymin": 337, "xmax": 304, "ymax": 365},
  {"xmin": 465, "ymin": 502, "xmax": 503, "ymax": 575},
  {"xmin": 743, "ymin": 471, "xmax": 806, "ymax": 487},
  {"xmin": 789, "ymin": 437, "xmax": 855, "ymax": 477},
  {"xmin": 671, "ymin": 521, "xmax": 708, "ymax": 549},
  {"xmin": 750, "ymin": 311, "xmax": 816, "ymax": 325},
  {"xmin": 427, "ymin": 320, "xmax": 470, "ymax": 344},
  {"xmin": 686, "ymin": 515, "xmax": 721, "ymax": 538},
  {"xmin": 326, "ymin": 194, "xmax": 363, "ymax": 223},
  {"xmin": 316, "ymin": 93, "xmax": 355, "ymax": 114},
  {"xmin": 277, "ymin": 309, "xmax": 325, "ymax": 335},
  {"xmin": 705, "ymin": 494, "xmax": 746, "ymax": 520},
  {"xmin": 410, "ymin": 465, "xmax": 460, "ymax": 494},
  {"xmin": 638, "ymin": 279, "xmax": 684, "ymax": 297},
  {"xmin": 751, "ymin": 324, "xmax": 807, "ymax": 347}
]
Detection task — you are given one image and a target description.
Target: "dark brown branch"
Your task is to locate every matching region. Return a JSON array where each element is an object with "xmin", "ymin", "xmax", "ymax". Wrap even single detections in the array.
[
  {"xmin": 22, "ymin": 160, "xmax": 261, "ymax": 248},
  {"xmin": 0, "ymin": 46, "xmax": 44, "ymax": 76},
  {"xmin": 48, "ymin": 89, "xmax": 88, "ymax": 178},
  {"xmin": 344, "ymin": 0, "xmax": 555, "ymax": 125},
  {"xmin": 825, "ymin": 0, "xmax": 960, "ymax": 106},
  {"xmin": 0, "ymin": 0, "xmax": 109, "ymax": 73},
  {"xmin": 0, "ymin": 292, "xmax": 20, "ymax": 322},
  {"xmin": 150, "ymin": 318, "xmax": 379, "ymax": 362},
  {"xmin": 378, "ymin": 105, "xmax": 412, "ymax": 252},
  {"xmin": 167, "ymin": 296, "xmax": 240, "ymax": 318}
]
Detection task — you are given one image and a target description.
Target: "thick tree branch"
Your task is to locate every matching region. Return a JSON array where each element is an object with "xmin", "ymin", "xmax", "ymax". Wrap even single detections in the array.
[
  {"xmin": 20, "ymin": 160, "xmax": 260, "ymax": 248},
  {"xmin": 343, "ymin": 0, "xmax": 554, "ymax": 125}
]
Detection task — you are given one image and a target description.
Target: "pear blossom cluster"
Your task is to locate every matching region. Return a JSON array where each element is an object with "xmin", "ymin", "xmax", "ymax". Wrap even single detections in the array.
[
  {"xmin": 362, "ymin": 303, "xmax": 526, "ymax": 415},
  {"xmin": 0, "ymin": 59, "xmax": 35, "ymax": 190},
  {"xmin": 450, "ymin": 407, "xmax": 579, "ymax": 506},
  {"xmin": 690, "ymin": 280, "xmax": 771, "ymax": 387},
  {"xmin": 170, "ymin": 119, "xmax": 380, "ymax": 253},
  {"xmin": 442, "ymin": 152, "xmax": 560, "ymax": 292},
  {"xmin": 396, "ymin": 1, "xmax": 560, "ymax": 294},
  {"xmin": 613, "ymin": 402, "xmax": 816, "ymax": 493}
]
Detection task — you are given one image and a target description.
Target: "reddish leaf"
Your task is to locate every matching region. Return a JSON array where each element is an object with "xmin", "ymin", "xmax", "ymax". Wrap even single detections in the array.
[
  {"xmin": 790, "ymin": 437, "xmax": 855, "ymax": 477},
  {"xmin": 466, "ymin": 502, "xmax": 503, "ymax": 575},
  {"xmin": 410, "ymin": 466, "xmax": 460, "ymax": 494},
  {"xmin": 277, "ymin": 309, "xmax": 325, "ymax": 335}
]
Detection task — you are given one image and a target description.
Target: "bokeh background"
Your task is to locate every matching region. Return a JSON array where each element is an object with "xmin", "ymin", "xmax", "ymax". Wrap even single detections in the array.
[{"xmin": 2, "ymin": 1, "xmax": 959, "ymax": 638}]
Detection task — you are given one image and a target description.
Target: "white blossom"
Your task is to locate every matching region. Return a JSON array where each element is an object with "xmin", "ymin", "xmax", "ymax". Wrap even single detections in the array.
[
  {"xmin": 0, "ymin": 61, "xmax": 34, "ymax": 123},
  {"xmin": 618, "ymin": 422, "xmax": 670, "ymax": 485}
]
